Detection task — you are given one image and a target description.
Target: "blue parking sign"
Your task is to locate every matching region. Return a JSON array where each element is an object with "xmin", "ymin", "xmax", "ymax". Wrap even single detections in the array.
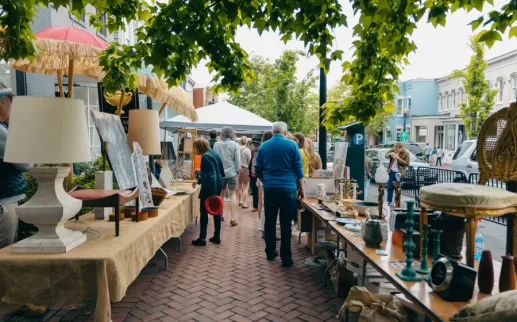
[{"xmin": 352, "ymin": 133, "xmax": 364, "ymax": 145}]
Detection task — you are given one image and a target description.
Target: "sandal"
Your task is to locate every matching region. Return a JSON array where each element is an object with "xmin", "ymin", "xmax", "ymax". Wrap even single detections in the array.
[
  {"xmin": 242, "ymin": 205, "xmax": 249, "ymax": 209},
  {"xmin": 238, "ymin": 203, "xmax": 243, "ymax": 206}
]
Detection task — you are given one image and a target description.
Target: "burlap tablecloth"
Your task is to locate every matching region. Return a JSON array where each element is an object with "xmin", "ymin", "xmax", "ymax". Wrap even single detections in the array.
[{"xmin": 0, "ymin": 184, "xmax": 200, "ymax": 322}]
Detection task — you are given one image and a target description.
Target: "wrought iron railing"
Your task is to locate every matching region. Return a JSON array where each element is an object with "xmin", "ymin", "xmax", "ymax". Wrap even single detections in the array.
[
  {"xmin": 399, "ymin": 169, "xmax": 508, "ymax": 226},
  {"xmin": 401, "ymin": 167, "xmax": 467, "ymax": 204}
]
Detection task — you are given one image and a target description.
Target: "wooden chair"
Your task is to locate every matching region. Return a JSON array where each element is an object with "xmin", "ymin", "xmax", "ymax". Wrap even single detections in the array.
[
  {"xmin": 419, "ymin": 102, "xmax": 517, "ymax": 268},
  {"xmin": 69, "ymin": 186, "xmax": 140, "ymax": 236}
]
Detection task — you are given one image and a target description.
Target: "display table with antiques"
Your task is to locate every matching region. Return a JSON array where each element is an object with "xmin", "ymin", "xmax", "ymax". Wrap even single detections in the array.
[
  {"xmin": 0, "ymin": 184, "xmax": 200, "ymax": 322},
  {"xmin": 317, "ymin": 210, "xmax": 504, "ymax": 322}
]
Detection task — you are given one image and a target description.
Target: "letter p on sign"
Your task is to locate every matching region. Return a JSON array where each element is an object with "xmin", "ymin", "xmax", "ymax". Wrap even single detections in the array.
[{"xmin": 353, "ymin": 133, "xmax": 364, "ymax": 145}]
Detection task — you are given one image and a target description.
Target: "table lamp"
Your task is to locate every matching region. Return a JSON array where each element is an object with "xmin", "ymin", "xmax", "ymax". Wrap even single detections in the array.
[
  {"xmin": 4, "ymin": 96, "xmax": 91, "ymax": 253},
  {"xmin": 375, "ymin": 163, "xmax": 389, "ymax": 217},
  {"xmin": 127, "ymin": 109, "xmax": 161, "ymax": 156},
  {"xmin": 127, "ymin": 109, "xmax": 161, "ymax": 209}
]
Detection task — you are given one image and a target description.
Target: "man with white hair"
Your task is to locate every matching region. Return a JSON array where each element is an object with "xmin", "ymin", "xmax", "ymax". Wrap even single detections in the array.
[
  {"xmin": 255, "ymin": 121, "xmax": 304, "ymax": 267},
  {"xmin": 214, "ymin": 126, "xmax": 240, "ymax": 225},
  {"xmin": 0, "ymin": 84, "xmax": 33, "ymax": 249}
]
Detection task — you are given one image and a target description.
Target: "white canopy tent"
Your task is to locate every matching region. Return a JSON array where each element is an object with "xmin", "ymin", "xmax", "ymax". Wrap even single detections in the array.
[{"xmin": 160, "ymin": 101, "xmax": 273, "ymax": 135}]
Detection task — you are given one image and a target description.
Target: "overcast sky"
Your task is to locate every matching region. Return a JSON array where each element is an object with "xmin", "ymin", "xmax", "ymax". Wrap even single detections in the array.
[{"xmin": 191, "ymin": 0, "xmax": 517, "ymax": 88}]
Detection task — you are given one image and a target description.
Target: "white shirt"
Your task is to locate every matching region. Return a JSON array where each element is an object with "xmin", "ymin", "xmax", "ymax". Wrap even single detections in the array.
[
  {"xmin": 391, "ymin": 159, "xmax": 399, "ymax": 173},
  {"xmin": 239, "ymin": 146, "xmax": 251, "ymax": 168}
]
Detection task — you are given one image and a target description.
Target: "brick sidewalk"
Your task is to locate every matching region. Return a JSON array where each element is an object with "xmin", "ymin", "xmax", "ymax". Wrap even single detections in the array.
[{"xmin": 4, "ymin": 203, "xmax": 342, "ymax": 322}]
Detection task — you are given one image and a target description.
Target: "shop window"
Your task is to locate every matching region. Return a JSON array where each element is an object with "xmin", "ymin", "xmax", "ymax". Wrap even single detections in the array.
[
  {"xmin": 445, "ymin": 124, "xmax": 456, "ymax": 151},
  {"xmin": 415, "ymin": 126, "xmax": 427, "ymax": 143}
]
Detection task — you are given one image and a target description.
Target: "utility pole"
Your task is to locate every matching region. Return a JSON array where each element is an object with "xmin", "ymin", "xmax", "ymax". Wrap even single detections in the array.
[{"xmin": 319, "ymin": 68, "xmax": 327, "ymax": 169}]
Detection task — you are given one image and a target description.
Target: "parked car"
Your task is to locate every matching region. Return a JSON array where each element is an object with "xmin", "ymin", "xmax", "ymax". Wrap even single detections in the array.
[
  {"xmin": 451, "ymin": 139, "xmax": 478, "ymax": 179},
  {"xmin": 451, "ymin": 139, "xmax": 505, "ymax": 188},
  {"xmin": 378, "ymin": 142, "xmax": 423, "ymax": 158},
  {"xmin": 366, "ymin": 148, "xmax": 430, "ymax": 184}
]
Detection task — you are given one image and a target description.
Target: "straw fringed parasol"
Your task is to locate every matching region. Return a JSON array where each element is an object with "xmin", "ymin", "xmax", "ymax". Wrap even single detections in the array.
[
  {"xmin": 136, "ymin": 72, "xmax": 197, "ymax": 121},
  {"xmin": 11, "ymin": 54, "xmax": 104, "ymax": 81},
  {"xmin": 8, "ymin": 27, "xmax": 107, "ymax": 98},
  {"xmin": 138, "ymin": 74, "xmax": 168, "ymax": 100},
  {"xmin": 160, "ymin": 86, "xmax": 197, "ymax": 121}
]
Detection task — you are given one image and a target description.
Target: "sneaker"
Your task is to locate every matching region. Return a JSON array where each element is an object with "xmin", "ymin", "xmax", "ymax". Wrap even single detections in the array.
[
  {"xmin": 224, "ymin": 197, "xmax": 231, "ymax": 202},
  {"xmin": 267, "ymin": 250, "xmax": 279, "ymax": 261},
  {"xmin": 282, "ymin": 259, "xmax": 294, "ymax": 268},
  {"xmin": 192, "ymin": 239, "xmax": 206, "ymax": 246},
  {"xmin": 209, "ymin": 237, "xmax": 221, "ymax": 244},
  {"xmin": 230, "ymin": 219, "xmax": 238, "ymax": 226}
]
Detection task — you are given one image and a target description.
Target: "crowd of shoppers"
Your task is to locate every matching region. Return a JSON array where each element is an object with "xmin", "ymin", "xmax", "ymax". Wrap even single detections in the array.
[{"xmin": 195, "ymin": 124, "xmax": 327, "ymax": 267}]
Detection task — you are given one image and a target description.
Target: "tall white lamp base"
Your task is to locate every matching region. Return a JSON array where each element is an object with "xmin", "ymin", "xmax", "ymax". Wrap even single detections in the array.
[{"xmin": 12, "ymin": 167, "xmax": 86, "ymax": 254}]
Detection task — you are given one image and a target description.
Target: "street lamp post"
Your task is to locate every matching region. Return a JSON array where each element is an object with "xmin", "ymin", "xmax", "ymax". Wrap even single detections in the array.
[
  {"xmin": 402, "ymin": 108, "xmax": 410, "ymax": 141},
  {"xmin": 319, "ymin": 68, "xmax": 327, "ymax": 169}
]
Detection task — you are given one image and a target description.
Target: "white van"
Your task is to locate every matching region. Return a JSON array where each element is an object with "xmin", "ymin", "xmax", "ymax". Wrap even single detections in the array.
[{"xmin": 451, "ymin": 139, "xmax": 478, "ymax": 178}]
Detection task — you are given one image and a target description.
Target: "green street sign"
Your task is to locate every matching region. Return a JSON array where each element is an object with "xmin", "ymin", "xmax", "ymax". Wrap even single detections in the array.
[{"xmin": 400, "ymin": 131, "xmax": 409, "ymax": 142}]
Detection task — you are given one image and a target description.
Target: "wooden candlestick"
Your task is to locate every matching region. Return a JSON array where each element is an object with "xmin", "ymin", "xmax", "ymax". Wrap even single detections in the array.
[{"xmin": 396, "ymin": 201, "xmax": 423, "ymax": 281}]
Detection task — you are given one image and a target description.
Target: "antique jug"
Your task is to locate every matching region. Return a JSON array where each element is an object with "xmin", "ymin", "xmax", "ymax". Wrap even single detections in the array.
[{"xmin": 363, "ymin": 219, "xmax": 383, "ymax": 248}]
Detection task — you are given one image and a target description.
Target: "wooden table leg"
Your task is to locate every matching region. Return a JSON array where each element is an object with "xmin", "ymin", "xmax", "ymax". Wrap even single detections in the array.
[
  {"xmin": 465, "ymin": 217, "xmax": 478, "ymax": 268},
  {"xmin": 419, "ymin": 207, "xmax": 428, "ymax": 258},
  {"xmin": 507, "ymin": 214, "xmax": 517, "ymax": 264},
  {"xmin": 310, "ymin": 214, "xmax": 317, "ymax": 255}
]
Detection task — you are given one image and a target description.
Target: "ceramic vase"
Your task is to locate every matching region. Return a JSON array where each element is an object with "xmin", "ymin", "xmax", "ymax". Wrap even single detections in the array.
[
  {"xmin": 478, "ymin": 250, "xmax": 494, "ymax": 294},
  {"xmin": 499, "ymin": 254, "xmax": 516, "ymax": 293}
]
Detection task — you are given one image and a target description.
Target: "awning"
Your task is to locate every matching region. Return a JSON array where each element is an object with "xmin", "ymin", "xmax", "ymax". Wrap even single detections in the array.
[{"xmin": 160, "ymin": 101, "xmax": 272, "ymax": 135}]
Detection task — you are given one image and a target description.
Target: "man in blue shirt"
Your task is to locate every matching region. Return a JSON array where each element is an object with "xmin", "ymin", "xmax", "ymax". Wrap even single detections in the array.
[{"xmin": 255, "ymin": 122, "xmax": 304, "ymax": 267}]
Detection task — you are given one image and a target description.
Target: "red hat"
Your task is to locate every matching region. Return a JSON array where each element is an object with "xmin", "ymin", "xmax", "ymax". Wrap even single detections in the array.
[{"xmin": 205, "ymin": 196, "xmax": 223, "ymax": 216}]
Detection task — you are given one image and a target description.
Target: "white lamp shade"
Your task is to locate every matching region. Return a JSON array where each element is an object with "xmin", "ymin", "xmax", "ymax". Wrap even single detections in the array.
[
  {"xmin": 4, "ymin": 96, "xmax": 91, "ymax": 164},
  {"xmin": 127, "ymin": 109, "xmax": 161, "ymax": 155}
]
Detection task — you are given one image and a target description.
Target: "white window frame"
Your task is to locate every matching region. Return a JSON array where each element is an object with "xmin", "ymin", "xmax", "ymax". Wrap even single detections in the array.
[
  {"xmin": 512, "ymin": 74, "xmax": 517, "ymax": 101},
  {"xmin": 396, "ymin": 97, "xmax": 403, "ymax": 116},
  {"xmin": 497, "ymin": 77, "xmax": 504, "ymax": 103}
]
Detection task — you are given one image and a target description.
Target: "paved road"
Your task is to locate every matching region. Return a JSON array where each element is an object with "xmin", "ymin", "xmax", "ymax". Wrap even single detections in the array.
[{"xmin": 365, "ymin": 183, "xmax": 506, "ymax": 262}]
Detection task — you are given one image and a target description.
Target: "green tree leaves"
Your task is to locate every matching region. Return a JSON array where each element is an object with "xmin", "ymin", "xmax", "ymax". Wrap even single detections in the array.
[
  {"xmin": 228, "ymin": 50, "xmax": 318, "ymax": 135},
  {"xmin": 449, "ymin": 38, "xmax": 496, "ymax": 139},
  {"xmin": 1, "ymin": 0, "xmax": 515, "ymax": 121}
]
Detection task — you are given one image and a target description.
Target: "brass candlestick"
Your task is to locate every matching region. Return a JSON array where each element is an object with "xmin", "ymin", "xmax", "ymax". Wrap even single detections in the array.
[
  {"xmin": 393, "ymin": 182, "xmax": 403, "ymax": 208},
  {"xmin": 377, "ymin": 183, "xmax": 385, "ymax": 217},
  {"xmin": 416, "ymin": 224, "xmax": 431, "ymax": 275}
]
